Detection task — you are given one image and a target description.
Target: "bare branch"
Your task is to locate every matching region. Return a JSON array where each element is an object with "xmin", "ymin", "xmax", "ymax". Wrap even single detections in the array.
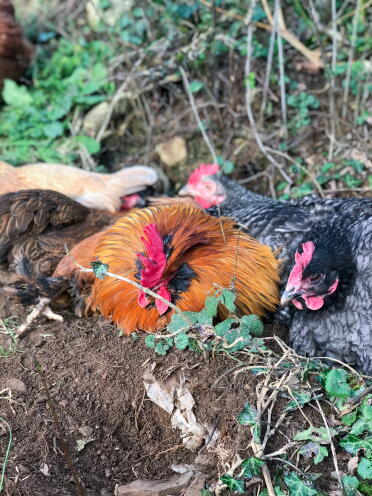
[
  {"xmin": 341, "ymin": 0, "xmax": 362, "ymax": 118},
  {"xmin": 179, "ymin": 66, "xmax": 218, "ymax": 165},
  {"xmin": 244, "ymin": 6, "xmax": 293, "ymax": 186}
]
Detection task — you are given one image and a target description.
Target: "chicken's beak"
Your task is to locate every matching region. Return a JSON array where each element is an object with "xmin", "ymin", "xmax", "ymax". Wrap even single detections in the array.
[
  {"xmin": 280, "ymin": 289, "xmax": 300, "ymax": 306},
  {"xmin": 178, "ymin": 185, "xmax": 192, "ymax": 197}
]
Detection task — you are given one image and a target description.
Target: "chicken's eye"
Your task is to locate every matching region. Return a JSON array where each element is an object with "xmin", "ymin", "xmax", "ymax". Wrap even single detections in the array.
[{"xmin": 310, "ymin": 274, "xmax": 321, "ymax": 282}]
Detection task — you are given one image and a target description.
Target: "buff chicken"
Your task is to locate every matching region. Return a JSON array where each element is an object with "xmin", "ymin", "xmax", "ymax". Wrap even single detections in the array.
[
  {"xmin": 0, "ymin": 0, "xmax": 34, "ymax": 87},
  {"xmin": 0, "ymin": 161, "xmax": 159, "ymax": 212},
  {"xmin": 10, "ymin": 204, "xmax": 281, "ymax": 336}
]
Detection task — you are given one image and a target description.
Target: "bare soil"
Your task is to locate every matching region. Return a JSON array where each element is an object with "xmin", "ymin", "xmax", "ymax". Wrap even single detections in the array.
[{"xmin": 0, "ymin": 296, "xmax": 347, "ymax": 496}]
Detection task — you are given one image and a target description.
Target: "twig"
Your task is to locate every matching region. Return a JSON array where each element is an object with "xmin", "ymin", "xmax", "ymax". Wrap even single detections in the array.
[
  {"xmin": 315, "ymin": 397, "xmax": 342, "ymax": 489},
  {"xmin": 239, "ymin": 171, "xmax": 270, "ymax": 184},
  {"xmin": 259, "ymin": 2, "xmax": 276, "ymax": 124},
  {"xmin": 199, "ymin": 0, "xmax": 323, "ymax": 68},
  {"xmin": 339, "ymin": 385, "xmax": 372, "ymax": 417},
  {"xmin": 266, "ymin": 147, "xmax": 324, "ymax": 197},
  {"xmin": 179, "ymin": 66, "xmax": 218, "ymax": 164},
  {"xmin": 322, "ymin": 187, "xmax": 372, "ymax": 194},
  {"xmin": 265, "ymin": 441, "xmax": 298, "ymax": 458},
  {"xmin": 328, "ymin": 0, "xmax": 338, "ymax": 161},
  {"xmin": 268, "ymin": 456, "xmax": 310, "ymax": 479},
  {"xmin": 16, "ymin": 297, "xmax": 63, "ymax": 338},
  {"xmin": 179, "ymin": 66, "xmax": 226, "ymax": 242},
  {"xmin": 341, "ymin": 0, "xmax": 362, "ymax": 118},
  {"xmin": 95, "ymin": 57, "xmax": 144, "ymax": 143},
  {"xmin": 337, "ymin": 0, "xmax": 372, "ymax": 24},
  {"xmin": 69, "ymin": 254, "xmax": 194, "ymax": 328},
  {"xmin": 244, "ymin": 7, "xmax": 293, "ymax": 186},
  {"xmin": 274, "ymin": 0, "xmax": 288, "ymax": 137}
]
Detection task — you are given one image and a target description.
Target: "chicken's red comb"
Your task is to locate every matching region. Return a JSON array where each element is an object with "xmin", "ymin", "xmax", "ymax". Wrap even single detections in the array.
[
  {"xmin": 188, "ymin": 163, "xmax": 220, "ymax": 186},
  {"xmin": 137, "ymin": 224, "xmax": 167, "ymax": 289},
  {"xmin": 288, "ymin": 241, "xmax": 315, "ymax": 287}
]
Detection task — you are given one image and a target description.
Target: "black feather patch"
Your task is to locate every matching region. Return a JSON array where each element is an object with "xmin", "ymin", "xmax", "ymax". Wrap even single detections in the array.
[
  {"xmin": 163, "ymin": 234, "xmax": 173, "ymax": 259},
  {"xmin": 169, "ymin": 263, "xmax": 196, "ymax": 293},
  {"xmin": 134, "ymin": 256, "xmax": 144, "ymax": 281}
]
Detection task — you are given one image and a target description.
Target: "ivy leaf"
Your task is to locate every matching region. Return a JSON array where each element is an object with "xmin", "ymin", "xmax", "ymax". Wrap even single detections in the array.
[
  {"xmin": 167, "ymin": 313, "xmax": 194, "ymax": 332},
  {"xmin": 285, "ymin": 391, "xmax": 312, "ymax": 412},
  {"xmin": 284, "ymin": 472, "xmax": 318, "ymax": 496},
  {"xmin": 358, "ymin": 458, "xmax": 372, "ymax": 480},
  {"xmin": 342, "ymin": 410, "xmax": 358, "ymax": 426},
  {"xmin": 241, "ymin": 457, "xmax": 264, "ymax": 479},
  {"xmin": 188, "ymin": 80, "xmax": 204, "ymax": 93},
  {"xmin": 294, "ymin": 426, "xmax": 336, "ymax": 444},
  {"xmin": 174, "ymin": 333, "xmax": 189, "ymax": 351},
  {"xmin": 214, "ymin": 319, "xmax": 235, "ymax": 336},
  {"xmin": 240, "ymin": 315, "xmax": 264, "ymax": 336},
  {"xmin": 299, "ymin": 442, "xmax": 328, "ymax": 465},
  {"xmin": 145, "ymin": 334, "xmax": 156, "ymax": 349},
  {"xmin": 220, "ymin": 289, "xmax": 236, "ymax": 312},
  {"xmin": 325, "ymin": 369, "xmax": 353, "ymax": 399},
  {"xmin": 220, "ymin": 474, "xmax": 245, "ymax": 493},
  {"xmin": 359, "ymin": 482, "xmax": 372, "ymax": 495},
  {"xmin": 91, "ymin": 260, "xmax": 108, "ymax": 279},
  {"xmin": 340, "ymin": 434, "xmax": 372, "ymax": 456},
  {"xmin": 204, "ymin": 295, "xmax": 220, "ymax": 317},
  {"xmin": 154, "ymin": 340, "xmax": 172, "ymax": 355},
  {"xmin": 237, "ymin": 402, "xmax": 258, "ymax": 426},
  {"xmin": 342, "ymin": 475, "xmax": 359, "ymax": 496},
  {"xmin": 350, "ymin": 419, "xmax": 371, "ymax": 436}
]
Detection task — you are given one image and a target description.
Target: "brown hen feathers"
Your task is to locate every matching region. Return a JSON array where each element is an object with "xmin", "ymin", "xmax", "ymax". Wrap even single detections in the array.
[
  {"xmin": 0, "ymin": 189, "xmax": 119, "ymax": 277},
  {"xmin": 0, "ymin": 0, "xmax": 34, "ymax": 86},
  {"xmin": 54, "ymin": 204, "xmax": 280, "ymax": 334}
]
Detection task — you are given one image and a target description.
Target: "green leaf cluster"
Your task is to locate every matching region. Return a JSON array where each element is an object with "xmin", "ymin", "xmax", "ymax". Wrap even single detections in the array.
[
  {"xmin": 145, "ymin": 288, "xmax": 264, "ymax": 356},
  {"xmin": 0, "ymin": 38, "xmax": 114, "ymax": 165}
]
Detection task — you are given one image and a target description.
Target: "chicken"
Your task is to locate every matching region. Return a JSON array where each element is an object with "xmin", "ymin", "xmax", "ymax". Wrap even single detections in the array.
[
  {"xmin": 15, "ymin": 204, "xmax": 281, "ymax": 335},
  {"xmin": 0, "ymin": 189, "xmax": 121, "ymax": 278},
  {"xmin": 178, "ymin": 164, "xmax": 372, "ymax": 374},
  {"xmin": 0, "ymin": 0, "xmax": 34, "ymax": 87},
  {"xmin": 0, "ymin": 161, "xmax": 159, "ymax": 212}
]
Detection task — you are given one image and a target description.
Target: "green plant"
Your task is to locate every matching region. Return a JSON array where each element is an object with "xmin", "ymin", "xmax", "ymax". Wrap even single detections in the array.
[
  {"xmin": 145, "ymin": 288, "xmax": 265, "ymax": 356},
  {"xmin": 0, "ymin": 38, "xmax": 115, "ymax": 165},
  {"xmin": 287, "ymin": 92, "xmax": 320, "ymax": 132}
]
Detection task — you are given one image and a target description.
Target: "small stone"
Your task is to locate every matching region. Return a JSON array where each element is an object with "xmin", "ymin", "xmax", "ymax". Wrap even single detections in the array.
[
  {"xmin": 39, "ymin": 463, "xmax": 50, "ymax": 477},
  {"xmin": 105, "ymin": 468, "xmax": 111, "ymax": 478},
  {"xmin": 82, "ymin": 102, "xmax": 110, "ymax": 136},
  {"xmin": 4, "ymin": 378, "xmax": 26, "ymax": 393},
  {"xmin": 155, "ymin": 137, "xmax": 187, "ymax": 167},
  {"xmin": 78, "ymin": 426, "xmax": 93, "ymax": 437}
]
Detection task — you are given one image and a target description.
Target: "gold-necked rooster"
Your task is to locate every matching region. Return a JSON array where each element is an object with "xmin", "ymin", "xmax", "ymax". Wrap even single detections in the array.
[{"xmin": 16, "ymin": 204, "xmax": 281, "ymax": 335}]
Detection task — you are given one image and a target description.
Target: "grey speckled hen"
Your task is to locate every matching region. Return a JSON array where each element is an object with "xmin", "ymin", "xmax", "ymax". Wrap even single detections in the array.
[{"xmin": 180, "ymin": 165, "xmax": 372, "ymax": 374}]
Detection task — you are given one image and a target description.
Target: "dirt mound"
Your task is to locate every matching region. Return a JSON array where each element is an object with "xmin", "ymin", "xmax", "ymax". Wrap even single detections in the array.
[{"xmin": 0, "ymin": 298, "xmax": 344, "ymax": 495}]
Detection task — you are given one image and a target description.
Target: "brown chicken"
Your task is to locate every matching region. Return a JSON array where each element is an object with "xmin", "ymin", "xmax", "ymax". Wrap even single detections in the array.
[
  {"xmin": 0, "ymin": 189, "xmax": 122, "ymax": 279},
  {"xmin": 0, "ymin": 161, "xmax": 159, "ymax": 212},
  {"xmin": 0, "ymin": 0, "xmax": 34, "ymax": 87},
  {"xmin": 18, "ymin": 204, "xmax": 281, "ymax": 335}
]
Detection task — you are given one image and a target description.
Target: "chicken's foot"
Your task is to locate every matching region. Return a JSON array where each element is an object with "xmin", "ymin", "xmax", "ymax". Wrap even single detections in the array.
[{"xmin": 16, "ymin": 297, "xmax": 63, "ymax": 338}]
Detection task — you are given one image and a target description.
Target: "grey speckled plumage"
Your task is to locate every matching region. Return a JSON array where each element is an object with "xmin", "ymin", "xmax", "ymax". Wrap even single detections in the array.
[{"xmin": 208, "ymin": 176, "xmax": 372, "ymax": 374}]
